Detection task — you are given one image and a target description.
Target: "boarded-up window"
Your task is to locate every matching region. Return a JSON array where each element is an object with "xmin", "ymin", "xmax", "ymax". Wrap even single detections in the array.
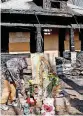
[
  {"xmin": 44, "ymin": 30, "xmax": 59, "ymax": 57},
  {"xmin": 64, "ymin": 29, "xmax": 81, "ymax": 51},
  {"xmin": 9, "ymin": 32, "xmax": 30, "ymax": 53}
]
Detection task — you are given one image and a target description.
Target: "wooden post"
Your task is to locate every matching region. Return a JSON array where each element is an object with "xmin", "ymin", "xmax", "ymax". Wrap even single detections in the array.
[
  {"xmin": 69, "ymin": 28, "xmax": 75, "ymax": 52},
  {"xmin": 30, "ymin": 26, "xmax": 44, "ymax": 82},
  {"xmin": 69, "ymin": 28, "xmax": 77, "ymax": 64},
  {"xmin": 36, "ymin": 26, "xmax": 44, "ymax": 53}
]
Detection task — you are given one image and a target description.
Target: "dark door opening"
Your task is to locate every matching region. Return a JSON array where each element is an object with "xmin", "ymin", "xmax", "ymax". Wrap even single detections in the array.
[
  {"xmin": 30, "ymin": 29, "xmax": 36, "ymax": 53},
  {"xmin": 80, "ymin": 29, "xmax": 83, "ymax": 51},
  {"xmin": 1, "ymin": 26, "xmax": 9, "ymax": 52},
  {"xmin": 59, "ymin": 28, "xmax": 66, "ymax": 57}
]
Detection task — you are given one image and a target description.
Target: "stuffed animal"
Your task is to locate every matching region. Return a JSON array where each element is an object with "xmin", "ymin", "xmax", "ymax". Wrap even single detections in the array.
[
  {"xmin": 23, "ymin": 103, "xmax": 30, "ymax": 115},
  {"xmin": 41, "ymin": 98, "xmax": 55, "ymax": 116}
]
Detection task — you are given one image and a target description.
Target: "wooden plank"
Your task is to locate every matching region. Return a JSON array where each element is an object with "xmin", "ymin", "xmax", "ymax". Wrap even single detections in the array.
[
  {"xmin": 1, "ymin": 9, "xmax": 72, "ymax": 17},
  {"xmin": 9, "ymin": 42, "xmax": 30, "ymax": 52},
  {"xmin": 1, "ymin": 23, "xmax": 83, "ymax": 29}
]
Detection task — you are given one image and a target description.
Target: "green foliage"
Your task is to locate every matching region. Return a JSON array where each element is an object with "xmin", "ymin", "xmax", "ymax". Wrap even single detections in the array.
[{"xmin": 47, "ymin": 73, "xmax": 59, "ymax": 95}]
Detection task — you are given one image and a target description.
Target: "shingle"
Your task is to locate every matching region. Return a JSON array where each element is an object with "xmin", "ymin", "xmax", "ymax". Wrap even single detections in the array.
[
  {"xmin": 1, "ymin": 0, "xmax": 33, "ymax": 10},
  {"xmin": 68, "ymin": 0, "xmax": 83, "ymax": 15},
  {"xmin": 1, "ymin": 0, "xmax": 83, "ymax": 16},
  {"xmin": 68, "ymin": 0, "xmax": 83, "ymax": 8}
]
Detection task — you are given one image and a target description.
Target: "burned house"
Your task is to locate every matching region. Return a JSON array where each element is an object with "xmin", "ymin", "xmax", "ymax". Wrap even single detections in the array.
[
  {"xmin": 1, "ymin": 1, "xmax": 83, "ymax": 115},
  {"xmin": 1, "ymin": 0, "xmax": 83, "ymax": 56}
]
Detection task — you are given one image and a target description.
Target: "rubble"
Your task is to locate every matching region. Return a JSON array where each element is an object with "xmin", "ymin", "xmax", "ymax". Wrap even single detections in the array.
[{"xmin": 56, "ymin": 52, "xmax": 83, "ymax": 78}]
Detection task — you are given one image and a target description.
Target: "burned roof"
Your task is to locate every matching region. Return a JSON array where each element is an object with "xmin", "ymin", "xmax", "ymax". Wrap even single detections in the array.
[
  {"xmin": 68, "ymin": 0, "xmax": 83, "ymax": 16},
  {"xmin": 0, "ymin": 0, "xmax": 72, "ymax": 17},
  {"xmin": 68, "ymin": 0, "xmax": 83, "ymax": 8},
  {"xmin": 1, "ymin": 0, "xmax": 83, "ymax": 16}
]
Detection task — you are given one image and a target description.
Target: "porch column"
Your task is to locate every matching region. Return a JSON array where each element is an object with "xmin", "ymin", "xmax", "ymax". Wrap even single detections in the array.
[
  {"xmin": 30, "ymin": 26, "xmax": 44, "ymax": 84},
  {"xmin": 69, "ymin": 28, "xmax": 75, "ymax": 52},
  {"xmin": 36, "ymin": 26, "xmax": 44, "ymax": 53},
  {"xmin": 69, "ymin": 28, "xmax": 76, "ymax": 63}
]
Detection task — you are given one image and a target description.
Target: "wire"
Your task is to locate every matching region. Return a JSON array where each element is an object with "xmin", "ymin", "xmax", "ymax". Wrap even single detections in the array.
[{"xmin": 34, "ymin": 12, "xmax": 40, "ymax": 26}]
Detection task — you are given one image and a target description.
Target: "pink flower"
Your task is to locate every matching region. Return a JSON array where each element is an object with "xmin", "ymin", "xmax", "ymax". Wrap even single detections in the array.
[{"xmin": 44, "ymin": 105, "xmax": 53, "ymax": 112}]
